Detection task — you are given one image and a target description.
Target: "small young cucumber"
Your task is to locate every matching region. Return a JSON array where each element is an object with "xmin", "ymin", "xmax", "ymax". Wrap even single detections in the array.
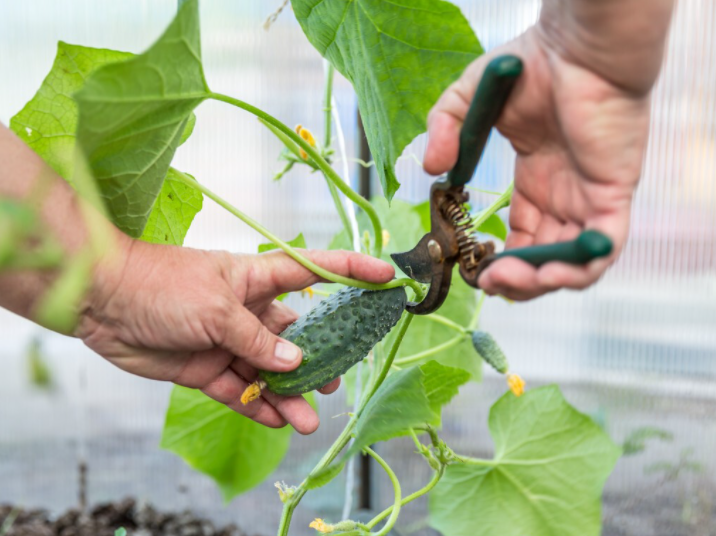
[
  {"xmin": 258, "ymin": 286, "xmax": 407, "ymax": 396},
  {"xmin": 471, "ymin": 331, "xmax": 509, "ymax": 374}
]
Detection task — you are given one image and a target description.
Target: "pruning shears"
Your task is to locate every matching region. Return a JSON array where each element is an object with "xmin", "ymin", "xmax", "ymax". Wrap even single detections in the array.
[{"xmin": 391, "ymin": 55, "xmax": 614, "ymax": 315}]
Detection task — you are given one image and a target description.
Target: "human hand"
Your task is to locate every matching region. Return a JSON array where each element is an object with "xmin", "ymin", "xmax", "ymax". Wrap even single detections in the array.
[
  {"xmin": 424, "ymin": 22, "xmax": 662, "ymax": 300},
  {"xmin": 77, "ymin": 236, "xmax": 395, "ymax": 434}
]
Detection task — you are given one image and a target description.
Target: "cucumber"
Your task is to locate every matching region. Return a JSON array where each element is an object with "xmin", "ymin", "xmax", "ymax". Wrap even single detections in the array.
[
  {"xmin": 471, "ymin": 331, "xmax": 509, "ymax": 374},
  {"xmin": 259, "ymin": 286, "xmax": 407, "ymax": 396}
]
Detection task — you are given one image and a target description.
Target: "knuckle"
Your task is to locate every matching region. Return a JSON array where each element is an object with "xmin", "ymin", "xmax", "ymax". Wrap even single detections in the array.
[{"xmin": 247, "ymin": 326, "xmax": 274, "ymax": 359}]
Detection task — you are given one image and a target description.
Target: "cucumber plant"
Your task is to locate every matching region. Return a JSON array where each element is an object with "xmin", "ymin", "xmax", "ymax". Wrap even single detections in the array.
[{"xmin": 5, "ymin": 2, "xmax": 623, "ymax": 536}]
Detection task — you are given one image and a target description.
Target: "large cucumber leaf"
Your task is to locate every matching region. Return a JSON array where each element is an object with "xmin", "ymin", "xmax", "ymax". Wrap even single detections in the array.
[
  {"xmin": 9, "ymin": 41, "xmax": 202, "ymax": 247},
  {"xmin": 291, "ymin": 0, "xmax": 483, "ymax": 200},
  {"xmin": 429, "ymin": 386, "xmax": 621, "ymax": 536},
  {"xmin": 74, "ymin": 0, "xmax": 210, "ymax": 238},
  {"xmin": 161, "ymin": 386, "xmax": 293, "ymax": 502},
  {"xmin": 348, "ymin": 361, "xmax": 469, "ymax": 457},
  {"xmin": 307, "ymin": 361, "xmax": 468, "ymax": 490}
]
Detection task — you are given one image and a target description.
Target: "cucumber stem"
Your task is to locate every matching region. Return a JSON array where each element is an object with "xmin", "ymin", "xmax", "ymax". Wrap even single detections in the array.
[
  {"xmin": 394, "ymin": 334, "xmax": 467, "ymax": 367},
  {"xmin": 171, "ymin": 169, "xmax": 421, "ymax": 295},
  {"xmin": 423, "ymin": 313, "xmax": 470, "ymax": 335},
  {"xmin": 209, "ymin": 92, "xmax": 384, "ymax": 258}
]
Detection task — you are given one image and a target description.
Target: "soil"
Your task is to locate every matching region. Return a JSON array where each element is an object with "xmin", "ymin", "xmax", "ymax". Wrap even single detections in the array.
[{"xmin": 0, "ymin": 498, "xmax": 255, "ymax": 536}]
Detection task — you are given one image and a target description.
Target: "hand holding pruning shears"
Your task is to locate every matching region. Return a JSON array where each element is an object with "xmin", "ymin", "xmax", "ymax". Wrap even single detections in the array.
[{"xmin": 415, "ymin": 15, "xmax": 666, "ymax": 303}]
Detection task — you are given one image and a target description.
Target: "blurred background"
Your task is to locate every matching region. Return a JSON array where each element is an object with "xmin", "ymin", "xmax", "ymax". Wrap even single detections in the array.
[{"xmin": 1, "ymin": 1, "xmax": 715, "ymax": 535}]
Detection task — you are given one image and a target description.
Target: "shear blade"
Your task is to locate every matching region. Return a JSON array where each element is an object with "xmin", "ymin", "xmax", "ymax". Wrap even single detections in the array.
[{"xmin": 390, "ymin": 234, "xmax": 435, "ymax": 284}]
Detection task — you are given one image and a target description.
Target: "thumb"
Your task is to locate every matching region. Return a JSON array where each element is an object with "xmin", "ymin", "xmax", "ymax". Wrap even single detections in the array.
[{"xmin": 221, "ymin": 305, "xmax": 303, "ymax": 372}]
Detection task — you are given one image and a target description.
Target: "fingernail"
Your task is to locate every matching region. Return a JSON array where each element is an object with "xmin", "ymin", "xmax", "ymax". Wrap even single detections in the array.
[{"xmin": 275, "ymin": 341, "xmax": 301, "ymax": 364}]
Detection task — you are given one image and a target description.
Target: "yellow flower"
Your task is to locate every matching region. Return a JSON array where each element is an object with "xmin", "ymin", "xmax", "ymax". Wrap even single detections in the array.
[
  {"xmin": 240, "ymin": 381, "xmax": 265, "ymax": 405},
  {"xmin": 309, "ymin": 519, "xmax": 334, "ymax": 533},
  {"xmin": 382, "ymin": 229, "xmax": 391, "ymax": 247},
  {"xmin": 507, "ymin": 373, "xmax": 525, "ymax": 397},
  {"xmin": 295, "ymin": 124, "xmax": 316, "ymax": 160},
  {"xmin": 301, "ymin": 286, "xmax": 315, "ymax": 299}
]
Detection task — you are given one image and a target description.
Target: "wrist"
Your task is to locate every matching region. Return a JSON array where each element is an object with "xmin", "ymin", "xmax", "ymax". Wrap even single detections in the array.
[
  {"xmin": 537, "ymin": 0, "xmax": 674, "ymax": 95},
  {"xmin": 76, "ymin": 228, "xmax": 137, "ymax": 337}
]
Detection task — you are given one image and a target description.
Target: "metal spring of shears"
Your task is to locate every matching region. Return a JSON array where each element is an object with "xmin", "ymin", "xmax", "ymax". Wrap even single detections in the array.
[{"xmin": 443, "ymin": 196, "xmax": 481, "ymax": 270}]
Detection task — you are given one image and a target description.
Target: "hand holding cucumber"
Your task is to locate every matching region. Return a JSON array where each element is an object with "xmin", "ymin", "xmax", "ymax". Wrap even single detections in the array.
[{"xmin": 77, "ymin": 237, "xmax": 395, "ymax": 434}]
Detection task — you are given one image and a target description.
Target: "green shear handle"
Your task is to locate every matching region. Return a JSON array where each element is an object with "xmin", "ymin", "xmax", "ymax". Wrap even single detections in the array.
[
  {"xmin": 450, "ymin": 55, "xmax": 614, "ymax": 269},
  {"xmin": 490, "ymin": 229, "xmax": 613, "ymax": 268}
]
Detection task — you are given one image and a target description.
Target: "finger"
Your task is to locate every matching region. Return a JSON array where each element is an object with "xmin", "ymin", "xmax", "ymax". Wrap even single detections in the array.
[
  {"xmin": 423, "ymin": 42, "xmax": 527, "ymax": 175},
  {"xmin": 481, "ymin": 214, "xmax": 627, "ymax": 299},
  {"xmin": 318, "ymin": 377, "xmax": 341, "ymax": 395},
  {"xmin": 536, "ymin": 211, "xmax": 630, "ymax": 291},
  {"xmin": 221, "ymin": 306, "xmax": 303, "ymax": 372},
  {"xmin": 261, "ymin": 390, "xmax": 320, "ymax": 435},
  {"xmin": 532, "ymin": 214, "xmax": 565, "ymax": 246},
  {"xmin": 201, "ymin": 369, "xmax": 287, "ymax": 428},
  {"xmin": 228, "ymin": 359, "xmax": 320, "ymax": 435},
  {"xmin": 258, "ymin": 301, "xmax": 299, "ymax": 335},
  {"xmin": 424, "ymin": 93, "xmax": 465, "ymax": 175},
  {"xmin": 252, "ymin": 249, "xmax": 395, "ymax": 298},
  {"xmin": 171, "ymin": 347, "xmax": 235, "ymax": 389},
  {"xmin": 479, "ymin": 257, "xmax": 542, "ymax": 301}
]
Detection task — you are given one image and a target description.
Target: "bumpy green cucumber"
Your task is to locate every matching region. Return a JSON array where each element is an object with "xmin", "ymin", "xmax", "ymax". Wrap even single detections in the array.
[
  {"xmin": 259, "ymin": 286, "xmax": 407, "ymax": 396},
  {"xmin": 471, "ymin": 331, "xmax": 509, "ymax": 374}
]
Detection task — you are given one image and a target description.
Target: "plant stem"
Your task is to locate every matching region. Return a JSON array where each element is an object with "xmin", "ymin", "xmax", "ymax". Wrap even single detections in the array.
[
  {"xmin": 394, "ymin": 334, "xmax": 467, "ymax": 367},
  {"xmin": 468, "ymin": 291, "xmax": 487, "ymax": 330},
  {"xmin": 319, "ymin": 62, "xmax": 355, "ymax": 247},
  {"xmin": 471, "ymin": 181, "xmax": 513, "ymax": 232},
  {"xmin": 209, "ymin": 91, "xmax": 383, "ymax": 258},
  {"xmin": 172, "ymin": 169, "xmax": 421, "ymax": 295},
  {"xmin": 363, "ymin": 312, "xmax": 415, "ymax": 402},
  {"xmin": 366, "ymin": 467, "xmax": 445, "ymax": 530},
  {"xmin": 364, "ymin": 447, "xmax": 402, "ymax": 536},
  {"xmin": 323, "ymin": 62, "xmax": 335, "ymax": 149},
  {"xmin": 423, "ymin": 313, "xmax": 470, "ymax": 335}
]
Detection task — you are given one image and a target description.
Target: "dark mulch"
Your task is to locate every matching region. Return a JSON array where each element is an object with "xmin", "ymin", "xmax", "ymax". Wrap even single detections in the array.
[{"xmin": 0, "ymin": 498, "xmax": 250, "ymax": 536}]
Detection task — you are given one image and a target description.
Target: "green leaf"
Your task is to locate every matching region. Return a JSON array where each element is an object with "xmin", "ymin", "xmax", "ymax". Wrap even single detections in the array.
[
  {"xmin": 161, "ymin": 386, "xmax": 292, "ymax": 502},
  {"xmin": 305, "ymin": 459, "xmax": 347, "ymax": 490},
  {"xmin": 347, "ymin": 361, "xmax": 468, "ymax": 457},
  {"xmin": 10, "ymin": 42, "xmax": 133, "ymax": 182},
  {"xmin": 429, "ymin": 385, "xmax": 621, "ymax": 536},
  {"xmin": 9, "ymin": 41, "xmax": 202, "ymax": 247},
  {"xmin": 74, "ymin": 0, "xmax": 210, "ymax": 237},
  {"xmin": 258, "ymin": 232, "xmax": 306, "ymax": 253},
  {"xmin": 115, "ymin": 529, "xmax": 127, "ymax": 536},
  {"xmin": 477, "ymin": 213, "xmax": 507, "ymax": 241},
  {"xmin": 292, "ymin": 0, "xmax": 482, "ymax": 200},
  {"xmin": 139, "ymin": 169, "xmax": 203, "ymax": 246}
]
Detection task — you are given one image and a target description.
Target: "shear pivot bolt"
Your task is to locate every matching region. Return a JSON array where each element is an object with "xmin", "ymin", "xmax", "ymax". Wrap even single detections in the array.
[{"xmin": 427, "ymin": 239, "xmax": 443, "ymax": 262}]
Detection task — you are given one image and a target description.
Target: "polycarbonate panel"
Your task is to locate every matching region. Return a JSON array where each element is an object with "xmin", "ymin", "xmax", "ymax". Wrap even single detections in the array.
[{"xmin": 1, "ymin": 1, "xmax": 714, "ymax": 535}]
